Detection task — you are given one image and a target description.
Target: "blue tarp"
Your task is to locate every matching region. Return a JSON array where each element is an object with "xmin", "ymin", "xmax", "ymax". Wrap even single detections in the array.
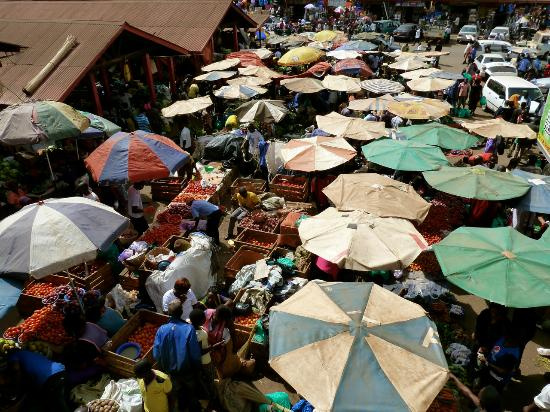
[{"xmin": 0, "ymin": 277, "xmax": 23, "ymax": 321}]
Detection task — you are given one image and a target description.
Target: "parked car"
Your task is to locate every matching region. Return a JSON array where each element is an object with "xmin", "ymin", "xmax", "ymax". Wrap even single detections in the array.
[
  {"xmin": 393, "ymin": 23, "xmax": 417, "ymax": 42},
  {"xmin": 457, "ymin": 25, "xmax": 478, "ymax": 43},
  {"xmin": 483, "ymin": 62, "xmax": 518, "ymax": 77},
  {"xmin": 527, "ymin": 30, "xmax": 550, "ymax": 57},
  {"xmin": 488, "ymin": 26, "xmax": 510, "ymax": 41},
  {"xmin": 374, "ymin": 20, "xmax": 400, "ymax": 34},
  {"xmin": 474, "ymin": 53, "xmax": 506, "ymax": 71},
  {"xmin": 476, "ymin": 40, "xmax": 512, "ymax": 58},
  {"xmin": 482, "ymin": 76, "xmax": 543, "ymax": 115},
  {"xmin": 370, "ymin": 36, "xmax": 400, "ymax": 51}
]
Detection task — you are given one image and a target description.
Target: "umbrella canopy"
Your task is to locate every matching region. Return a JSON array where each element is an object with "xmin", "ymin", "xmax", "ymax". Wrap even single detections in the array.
[
  {"xmin": 407, "ymin": 78, "xmax": 455, "ymax": 92},
  {"xmin": 249, "ymin": 48, "xmax": 273, "ymax": 59},
  {"xmin": 422, "ymin": 166, "xmax": 531, "ymax": 200},
  {"xmin": 0, "ymin": 101, "xmax": 89, "ymax": 145},
  {"xmin": 304, "ymin": 3, "xmax": 316, "ymax": 9},
  {"xmin": 79, "ymin": 111, "xmax": 121, "ymax": 137},
  {"xmin": 235, "ymin": 100, "xmax": 288, "ymax": 124},
  {"xmin": 85, "ymin": 130, "xmax": 190, "ymax": 184},
  {"xmin": 362, "ymin": 139, "xmax": 449, "ymax": 171},
  {"xmin": 321, "ymin": 75, "xmax": 361, "ymax": 93},
  {"xmin": 401, "ymin": 68, "xmax": 442, "ymax": 80},
  {"xmin": 194, "ymin": 71, "xmax": 236, "ymax": 82},
  {"xmin": 360, "ymin": 79, "xmax": 404, "ymax": 94},
  {"xmin": 161, "ymin": 96, "xmax": 213, "ymax": 117},
  {"xmin": 298, "ymin": 208, "xmax": 428, "ymax": 269},
  {"xmin": 419, "ymin": 50, "xmax": 450, "ymax": 58},
  {"xmin": 460, "ymin": 118, "xmax": 536, "ymax": 139},
  {"xmin": 400, "ymin": 123, "xmax": 479, "ymax": 150},
  {"xmin": 0, "ymin": 197, "xmax": 129, "ymax": 278},
  {"xmin": 336, "ymin": 40, "xmax": 377, "ymax": 52},
  {"xmin": 280, "ymin": 77, "xmax": 325, "ymax": 93},
  {"xmin": 314, "ymin": 30, "xmax": 337, "ymax": 42},
  {"xmin": 269, "ymin": 281, "xmax": 448, "ymax": 412},
  {"xmin": 281, "ymin": 136, "xmax": 356, "ymax": 172},
  {"xmin": 282, "ymin": 34, "xmax": 310, "ymax": 48},
  {"xmin": 201, "ymin": 58, "xmax": 240, "ymax": 72},
  {"xmin": 213, "ymin": 84, "xmax": 267, "ymax": 100},
  {"xmin": 388, "ymin": 57, "xmax": 428, "ymax": 71},
  {"xmin": 308, "ymin": 41, "xmax": 333, "ymax": 50},
  {"xmin": 238, "ymin": 65, "xmax": 280, "ymax": 79},
  {"xmin": 323, "ymin": 173, "xmax": 431, "ymax": 222},
  {"xmin": 227, "ymin": 76, "xmax": 271, "ymax": 87},
  {"xmin": 511, "ymin": 169, "xmax": 550, "ymax": 214},
  {"xmin": 278, "ymin": 47, "xmax": 325, "ymax": 66},
  {"xmin": 333, "ymin": 59, "xmax": 374, "ymax": 78},
  {"xmin": 433, "ymin": 226, "xmax": 550, "ymax": 307},
  {"xmin": 429, "ymin": 71, "xmax": 463, "ymax": 81},
  {"xmin": 326, "ymin": 50, "xmax": 362, "ymax": 60},
  {"xmin": 348, "ymin": 94, "xmax": 395, "ymax": 112},
  {"xmin": 316, "ymin": 112, "xmax": 386, "ymax": 141},
  {"xmin": 352, "ymin": 32, "xmax": 381, "ymax": 40},
  {"xmin": 387, "ymin": 100, "xmax": 449, "ymax": 120}
]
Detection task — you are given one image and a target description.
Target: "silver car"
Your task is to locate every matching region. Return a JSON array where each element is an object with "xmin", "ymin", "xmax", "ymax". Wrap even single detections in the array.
[{"xmin": 457, "ymin": 25, "xmax": 478, "ymax": 43}]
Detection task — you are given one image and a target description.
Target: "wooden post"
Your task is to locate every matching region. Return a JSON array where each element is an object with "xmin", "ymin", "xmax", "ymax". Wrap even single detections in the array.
[
  {"xmin": 168, "ymin": 57, "xmax": 176, "ymax": 96},
  {"xmin": 143, "ymin": 53, "xmax": 157, "ymax": 102},
  {"xmin": 233, "ymin": 24, "xmax": 239, "ymax": 52},
  {"xmin": 155, "ymin": 57, "xmax": 163, "ymax": 81},
  {"xmin": 89, "ymin": 72, "xmax": 103, "ymax": 116},
  {"xmin": 100, "ymin": 66, "xmax": 111, "ymax": 99}
]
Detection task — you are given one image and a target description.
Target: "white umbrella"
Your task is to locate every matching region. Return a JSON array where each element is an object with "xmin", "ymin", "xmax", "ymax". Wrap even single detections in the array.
[
  {"xmin": 0, "ymin": 197, "xmax": 129, "ymax": 278},
  {"xmin": 214, "ymin": 84, "xmax": 267, "ymax": 100},
  {"xmin": 326, "ymin": 50, "xmax": 362, "ymax": 60},
  {"xmin": 388, "ymin": 57, "xmax": 428, "ymax": 71},
  {"xmin": 238, "ymin": 65, "xmax": 280, "ymax": 79},
  {"xmin": 360, "ymin": 79, "xmax": 405, "ymax": 94},
  {"xmin": 281, "ymin": 136, "xmax": 356, "ymax": 172},
  {"xmin": 280, "ymin": 78, "xmax": 325, "ymax": 94},
  {"xmin": 348, "ymin": 94, "xmax": 395, "ymax": 112},
  {"xmin": 202, "ymin": 58, "xmax": 240, "ymax": 72},
  {"xmin": 407, "ymin": 77, "xmax": 455, "ymax": 92},
  {"xmin": 161, "ymin": 96, "xmax": 213, "ymax": 117},
  {"xmin": 316, "ymin": 112, "xmax": 387, "ymax": 141},
  {"xmin": 235, "ymin": 100, "xmax": 288, "ymax": 124},
  {"xmin": 227, "ymin": 76, "xmax": 271, "ymax": 87},
  {"xmin": 401, "ymin": 68, "xmax": 442, "ymax": 80},
  {"xmin": 249, "ymin": 48, "xmax": 273, "ymax": 59},
  {"xmin": 194, "ymin": 71, "xmax": 236, "ymax": 82},
  {"xmin": 321, "ymin": 75, "xmax": 361, "ymax": 93}
]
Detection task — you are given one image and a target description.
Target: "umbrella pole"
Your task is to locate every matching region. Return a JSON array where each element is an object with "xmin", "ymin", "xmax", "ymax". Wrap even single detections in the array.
[
  {"xmin": 64, "ymin": 270, "xmax": 85, "ymax": 314},
  {"xmin": 45, "ymin": 151, "xmax": 55, "ymax": 181},
  {"xmin": 75, "ymin": 138, "xmax": 80, "ymax": 160}
]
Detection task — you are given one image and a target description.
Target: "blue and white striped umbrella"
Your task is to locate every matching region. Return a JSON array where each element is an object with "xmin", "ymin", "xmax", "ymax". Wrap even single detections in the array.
[
  {"xmin": 269, "ymin": 281, "xmax": 448, "ymax": 412},
  {"xmin": 0, "ymin": 197, "xmax": 129, "ymax": 278}
]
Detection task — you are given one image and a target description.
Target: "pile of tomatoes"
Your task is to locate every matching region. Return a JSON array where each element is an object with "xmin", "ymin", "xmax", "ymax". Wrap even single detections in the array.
[
  {"xmin": 278, "ymin": 181, "xmax": 303, "ymax": 190},
  {"xmin": 243, "ymin": 238, "xmax": 274, "ymax": 249},
  {"xmin": 24, "ymin": 282, "xmax": 57, "ymax": 297},
  {"xmin": 407, "ymin": 252, "xmax": 441, "ymax": 274},
  {"xmin": 239, "ymin": 212, "xmax": 280, "ymax": 233},
  {"xmin": 416, "ymin": 193, "xmax": 465, "ymax": 246},
  {"xmin": 127, "ymin": 322, "xmax": 159, "ymax": 356},
  {"xmin": 173, "ymin": 193, "xmax": 208, "ymax": 204},
  {"xmin": 235, "ymin": 313, "xmax": 260, "ymax": 329},
  {"xmin": 4, "ymin": 306, "xmax": 73, "ymax": 346},
  {"xmin": 183, "ymin": 180, "xmax": 216, "ymax": 196},
  {"xmin": 139, "ymin": 223, "xmax": 181, "ymax": 245}
]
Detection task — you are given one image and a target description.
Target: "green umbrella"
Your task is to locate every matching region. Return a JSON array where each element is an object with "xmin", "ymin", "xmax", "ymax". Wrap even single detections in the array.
[
  {"xmin": 361, "ymin": 139, "xmax": 448, "ymax": 172},
  {"xmin": 423, "ymin": 166, "xmax": 530, "ymax": 200},
  {"xmin": 79, "ymin": 111, "xmax": 121, "ymax": 137},
  {"xmin": 433, "ymin": 226, "xmax": 550, "ymax": 307},
  {"xmin": 400, "ymin": 123, "xmax": 479, "ymax": 150}
]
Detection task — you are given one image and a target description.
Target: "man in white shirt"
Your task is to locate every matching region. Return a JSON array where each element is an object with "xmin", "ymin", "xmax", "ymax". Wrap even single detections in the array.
[
  {"xmin": 246, "ymin": 124, "xmax": 264, "ymax": 158},
  {"xmin": 415, "ymin": 27, "xmax": 421, "ymax": 44},
  {"xmin": 162, "ymin": 278, "xmax": 199, "ymax": 320},
  {"xmin": 127, "ymin": 182, "xmax": 149, "ymax": 235},
  {"xmin": 391, "ymin": 115, "xmax": 404, "ymax": 129},
  {"xmin": 179, "ymin": 123, "xmax": 192, "ymax": 152}
]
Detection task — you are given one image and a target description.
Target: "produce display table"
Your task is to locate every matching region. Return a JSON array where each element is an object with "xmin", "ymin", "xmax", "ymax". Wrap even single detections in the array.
[
  {"xmin": 150, "ymin": 177, "xmax": 185, "ymax": 202},
  {"xmin": 60, "ymin": 260, "xmax": 114, "ymax": 294},
  {"xmin": 230, "ymin": 177, "xmax": 267, "ymax": 195},
  {"xmin": 234, "ymin": 228, "xmax": 279, "ymax": 253},
  {"xmin": 224, "ymin": 246, "xmax": 268, "ymax": 280},
  {"xmin": 17, "ymin": 274, "xmax": 69, "ymax": 317},
  {"xmin": 270, "ymin": 175, "xmax": 309, "ymax": 202}
]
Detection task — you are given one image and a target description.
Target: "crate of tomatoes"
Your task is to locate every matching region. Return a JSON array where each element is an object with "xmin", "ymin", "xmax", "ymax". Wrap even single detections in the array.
[
  {"xmin": 230, "ymin": 178, "xmax": 266, "ymax": 195},
  {"xmin": 150, "ymin": 177, "xmax": 185, "ymax": 202},
  {"xmin": 103, "ymin": 310, "xmax": 169, "ymax": 378},
  {"xmin": 234, "ymin": 229, "xmax": 278, "ymax": 253},
  {"xmin": 224, "ymin": 246, "xmax": 268, "ymax": 280},
  {"xmin": 270, "ymin": 175, "xmax": 309, "ymax": 202},
  {"xmin": 17, "ymin": 275, "xmax": 69, "ymax": 317}
]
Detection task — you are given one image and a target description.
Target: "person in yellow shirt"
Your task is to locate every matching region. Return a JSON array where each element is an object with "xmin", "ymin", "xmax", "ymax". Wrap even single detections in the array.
[
  {"xmin": 134, "ymin": 359, "xmax": 173, "ymax": 412},
  {"xmin": 225, "ymin": 187, "xmax": 260, "ymax": 240}
]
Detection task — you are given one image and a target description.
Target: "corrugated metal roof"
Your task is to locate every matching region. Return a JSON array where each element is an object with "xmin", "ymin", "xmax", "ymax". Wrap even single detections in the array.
[{"xmin": 0, "ymin": 0, "xmax": 257, "ymax": 53}]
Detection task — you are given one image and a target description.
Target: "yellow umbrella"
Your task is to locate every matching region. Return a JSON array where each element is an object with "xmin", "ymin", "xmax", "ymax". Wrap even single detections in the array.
[
  {"xmin": 387, "ymin": 100, "xmax": 449, "ymax": 120},
  {"xmin": 316, "ymin": 112, "xmax": 387, "ymax": 141},
  {"xmin": 460, "ymin": 118, "xmax": 536, "ymax": 139},
  {"xmin": 314, "ymin": 30, "xmax": 337, "ymax": 42},
  {"xmin": 280, "ymin": 77, "xmax": 326, "ymax": 93},
  {"xmin": 281, "ymin": 136, "xmax": 356, "ymax": 171},
  {"xmin": 227, "ymin": 76, "xmax": 271, "ymax": 86},
  {"xmin": 321, "ymin": 75, "xmax": 361, "ymax": 93},
  {"xmin": 401, "ymin": 68, "xmax": 442, "ymax": 80},
  {"xmin": 278, "ymin": 47, "xmax": 325, "ymax": 66},
  {"xmin": 407, "ymin": 78, "xmax": 455, "ymax": 92}
]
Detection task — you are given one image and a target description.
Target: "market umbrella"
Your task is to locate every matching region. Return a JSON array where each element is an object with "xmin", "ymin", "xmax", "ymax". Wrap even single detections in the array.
[
  {"xmin": 213, "ymin": 84, "xmax": 267, "ymax": 100},
  {"xmin": 298, "ymin": 208, "xmax": 428, "ymax": 269},
  {"xmin": 0, "ymin": 197, "xmax": 129, "ymax": 278},
  {"xmin": 270, "ymin": 281, "xmax": 448, "ymax": 411},
  {"xmin": 333, "ymin": 59, "xmax": 374, "ymax": 78},
  {"xmin": 78, "ymin": 111, "xmax": 121, "ymax": 137},
  {"xmin": 429, "ymin": 71, "xmax": 464, "ymax": 81},
  {"xmin": 433, "ymin": 226, "xmax": 550, "ymax": 307},
  {"xmin": 348, "ymin": 94, "xmax": 395, "ymax": 112},
  {"xmin": 386, "ymin": 100, "xmax": 449, "ymax": 120},
  {"xmin": 282, "ymin": 34, "xmax": 310, "ymax": 48},
  {"xmin": 419, "ymin": 50, "xmax": 450, "ymax": 58},
  {"xmin": 201, "ymin": 58, "xmax": 240, "ymax": 72},
  {"xmin": 400, "ymin": 123, "xmax": 479, "ymax": 150},
  {"xmin": 280, "ymin": 77, "xmax": 325, "ymax": 93},
  {"xmin": 336, "ymin": 40, "xmax": 377, "ymax": 52},
  {"xmin": 235, "ymin": 100, "xmax": 288, "ymax": 124},
  {"xmin": 352, "ymin": 32, "xmax": 381, "ymax": 40},
  {"xmin": 194, "ymin": 71, "xmax": 236, "ymax": 82},
  {"xmin": 407, "ymin": 78, "xmax": 454, "ymax": 92},
  {"xmin": 84, "ymin": 130, "xmax": 190, "ymax": 184},
  {"xmin": 278, "ymin": 47, "xmax": 325, "ymax": 67},
  {"xmin": 267, "ymin": 34, "xmax": 286, "ymax": 45},
  {"xmin": 238, "ymin": 65, "xmax": 280, "ymax": 79},
  {"xmin": 313, "ymin": 30, "xmax": 337, "ymax": 42},
  {"xmin": 323, "ymin": 173, "xmax": 431, "ymax": 223},
  {"xmin": 316, "ymin": 112, "xmax": 386, "ymax": 141},
  {"xmin": 360, "ymin": 79, "xmax": 404, "ymax": 94},
  {"xmin": 227, "ymin": 76, "xmax": 271, "ymax": 87},
  {"xmin": 249, "ymin": 48, "xmax": 273, "ymax": 59},
  {"xmin": 308, "ymin": 41, "xmax": 333, "ymax": 50},
  {"xmin": 281, "ymin": 136, "xmax": 356, "ymax": 172},
  {"xmin": 401, "ymin": 68, "xmax": 442, "ymax": 80},
  {"xmin": 422, "ymin": 165, "xmax": 531, "ymax": 200},
  {"xmin": 460, "ymin": 118, "xmax": 536, "ymax": 140},
  {"xmin": 362, "ymin": 139, "xmax": 449, "ymax": 171},
  {"xmin": 321, "ymin": 75, "xmax": 361, "ymax": 93},
  {"xmin": 511, "ymin": 170, "xmax": 550, "ymax": 214},
  {"xmin": 0, "ymin": 101, "xmax": 89, "ymax": 145},
  {"xmin": 161, "ymin": 96, "xmax": 213, "ymax": 117},
  {"xmin": 388, "ymin": 57, "xmax": 428, "ymax": 71},
  {"xmin": 326, "ymin": 50, "xmax": 362, "ymax": 60}
]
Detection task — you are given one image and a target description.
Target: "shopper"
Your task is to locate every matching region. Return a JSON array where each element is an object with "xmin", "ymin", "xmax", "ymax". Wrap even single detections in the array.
[
  {"xmin": 135, "ymin": 358, "xmax": 173, "ymax": 412},
  {"xmin": 127, "ymin": 182, "xmax": 149, "ymax": 235}
]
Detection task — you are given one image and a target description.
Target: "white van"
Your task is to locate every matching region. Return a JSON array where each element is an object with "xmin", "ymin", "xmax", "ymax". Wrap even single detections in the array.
[
  {"xmin": 528, "ymin": 30, "xmax": 550, "ymax": 56},
  {"xmin": 476, "ymin": 40, "xmax": 512, "ymax": 58},
  {"xmin": 482, "ymin": 76, "xmax": 543, "ymax": 114},
  {"xmin": 488, "ymin": 26, "xmax": 510, "ymax": 41}
]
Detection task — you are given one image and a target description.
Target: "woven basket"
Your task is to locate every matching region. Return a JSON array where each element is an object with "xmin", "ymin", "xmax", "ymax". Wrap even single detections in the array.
[
  {"xmin": 118, "ymin": 229, "xmax": 139, "ymax": 247},
  {"xmin": 143, "ymin": 247, "xmax": 171, "ymax": 270},
  {"xmin": 124, "ymin": 251, "xmax": 146, "ymax": 269}
]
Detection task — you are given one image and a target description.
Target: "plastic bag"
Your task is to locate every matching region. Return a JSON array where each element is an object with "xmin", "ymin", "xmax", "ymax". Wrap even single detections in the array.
[
  {"xmin": 109, "ymin": 284, "xmax": 139, "ymax": 314},
  {"xmin": 100, "ymin": 378, "xmax": 143, "ymax": 412},
  {"xmin": 262, "ymin": 196, "xmax": 285, "ymax": 211},
  {"xmin": 70, "ymin": 374, "xmax": 112, "ymax": 405}
]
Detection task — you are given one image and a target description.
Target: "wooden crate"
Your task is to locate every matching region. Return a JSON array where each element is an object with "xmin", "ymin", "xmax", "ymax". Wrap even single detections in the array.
[
  {"xmin": 270, "ymin": 175, "xmax": 309, "ymax": 202},
  {"xmin": 284, "ymin": 201, "xmax": 317, "ymax": 215},
  {"xmin": 118, "ymin": 268, "xmax": 141, "ymax": 291},
  {"xmin": 234, "ymin": 229, "xmax": 278, "ymax": 253},
  {"xmin": 17, "ymin": 275, "xmax": 69, "ymax": 317},
  {"xmin": 102, "ymin": 310, "xmax": 169, "ymax": 378},
  {"xmin": 224, "ymin": 246, "xmax": 267, "ymax": 279},
  {"xmin": 59, "ymin": 260, "xmax": 114, "ymax": 293},
  {"xmin": 280, "ymin": 211, "xmax": 303, "ymax": 235},
  {"xmin": 150, "ymin": 177, "xmax": 185, "ymax": 202},
  {"xmin": 162, "ymin": 235, "xmax": 192, "ymax": 251},
  {"xmin": 230, "ymin": 178, "xmax": 267, "ymax": 195}
]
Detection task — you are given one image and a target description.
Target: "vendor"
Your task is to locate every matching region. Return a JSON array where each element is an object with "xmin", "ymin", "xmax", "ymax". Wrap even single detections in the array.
[
  {"xmin": 225, "ymin": 187, "xmax": 260, "ymax": 240},
  {"xmin": 5, "ymin": 181, "xmax": 30, "ymax": 210},
  {"xmin": 162, "ymin": 278, "xmax": 199, "ymax": 320},
  {"xmin": 190, "ymin": 199, "xmax": 222, "ymax": 245},
  {"xmin": 76, "ymin": 181, "xmax": 99, "ymax": 202},
  {"xmin": 84, "ymin": 292, "xmax": 126, "ymax": 337},
  {"xmin": 127, "ymin": 182, "xmax": 149, "ymax": 235}
]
